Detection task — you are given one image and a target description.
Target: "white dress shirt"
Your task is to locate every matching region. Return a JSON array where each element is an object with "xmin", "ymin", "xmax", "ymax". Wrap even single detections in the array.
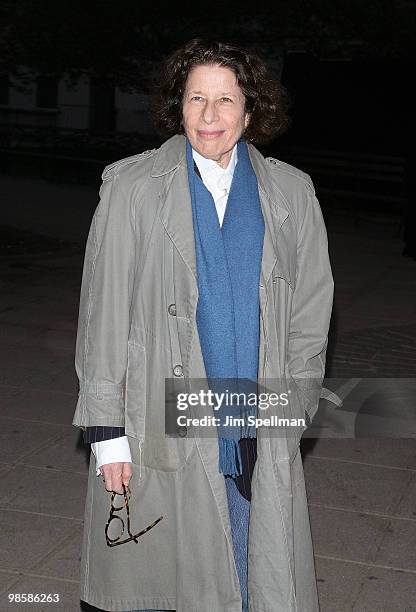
[
  {"xmin": 92, "ymin": 143, "xmax": 238, "ymax": 474},
  {"xmin": 192, "ymin": 143, "xmax": 237, "ymax": 227}
]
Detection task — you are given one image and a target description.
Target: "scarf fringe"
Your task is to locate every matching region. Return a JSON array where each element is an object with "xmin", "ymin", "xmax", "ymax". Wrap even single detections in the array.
[{"xmin": 218, "ymin": 437, "xmax": 243, "ymax": 478}]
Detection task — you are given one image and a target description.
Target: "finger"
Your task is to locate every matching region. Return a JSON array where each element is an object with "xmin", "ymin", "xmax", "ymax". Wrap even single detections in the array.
[
  {"xmin": 100, "ymin": 466, "xmax": 111, "ymax": 492},
  {"xmin": 100, "ymin": 471, "xmax": 114, "ymax": 493},
  {"xmin": 122, "ymin": 462, "xmax": 133, "ymax": 486},
  {"xmin": 104, "ymin": 475, "xmax": 113, "ymax": 493},
  {"xmin": 101, "ymin": 463, "xmax": 123, "ymax": 494},
  {"xmin": 109, "ymin": 467, "xmax": 124, "ymax": 494},
  {"xmin": 112, "ymin": 477, "xmax": 124, "ymax": 495}
]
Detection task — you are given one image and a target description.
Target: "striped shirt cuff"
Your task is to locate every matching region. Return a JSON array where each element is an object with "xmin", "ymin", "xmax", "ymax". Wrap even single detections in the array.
[{"xmin": 83, "ymin": 426, "xmax": 125, "ymax": 443}]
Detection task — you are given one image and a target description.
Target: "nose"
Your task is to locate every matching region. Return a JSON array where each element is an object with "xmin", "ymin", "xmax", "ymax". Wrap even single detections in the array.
[{"xmin": 201, "ymin": 100, "xmax": 218, "ymax": 124}]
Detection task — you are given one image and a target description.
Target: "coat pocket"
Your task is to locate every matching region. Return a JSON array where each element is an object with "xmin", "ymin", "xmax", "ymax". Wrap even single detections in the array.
[{"xmin": 125, "ymin": 337, "xmax": 196, "ymax": 474}]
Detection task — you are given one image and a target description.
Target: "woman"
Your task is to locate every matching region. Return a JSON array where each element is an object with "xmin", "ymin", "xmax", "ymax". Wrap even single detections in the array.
[{"xmin": 73, "ymin": 38, "xmax": 334, "ymax": 612}]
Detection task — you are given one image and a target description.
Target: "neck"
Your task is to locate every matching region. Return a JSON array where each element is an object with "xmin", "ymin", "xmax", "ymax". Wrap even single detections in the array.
[
  {"xmin": 214, "ymin": 150, "xmax": 233, "ymax": 169},
  {"xmin": 193, "ymin": 145, "xmax": 236, "ymax": 170}
]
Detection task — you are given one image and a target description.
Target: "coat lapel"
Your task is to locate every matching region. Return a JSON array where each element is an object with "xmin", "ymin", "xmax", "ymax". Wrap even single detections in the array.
[
  {"xmin": 154, "ymin": 136, "xmax": 198, "ymax": 281},
  {"xmin": 248, "ymin": 144, "xmax": 293, "ymax": 288}
]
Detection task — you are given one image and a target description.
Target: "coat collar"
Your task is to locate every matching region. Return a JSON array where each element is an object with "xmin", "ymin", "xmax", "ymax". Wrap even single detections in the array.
[
  {"xmin": 151, "ymin": 134, "xmax": 185, "ymax": 177},
  {"xmin": 155, "ymin": 134, "xmax": 292, "ymax": 287}
]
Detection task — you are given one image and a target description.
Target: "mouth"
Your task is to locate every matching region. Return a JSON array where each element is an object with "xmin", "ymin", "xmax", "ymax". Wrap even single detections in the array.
[{"xmin": 197, "ymin": 130, "xmax": 224, "ymax": 139}]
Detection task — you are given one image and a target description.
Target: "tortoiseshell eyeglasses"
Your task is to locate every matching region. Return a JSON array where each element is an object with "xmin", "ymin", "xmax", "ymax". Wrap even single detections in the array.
[{"xmin": 105, "ymin": 484, "xmax": 163, "ymax": 547}]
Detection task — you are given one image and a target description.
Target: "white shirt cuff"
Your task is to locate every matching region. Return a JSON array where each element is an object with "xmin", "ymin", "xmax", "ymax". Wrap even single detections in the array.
[{"xmin": 91, "ymin": 436, "xmax": 132, "ymax": 476}]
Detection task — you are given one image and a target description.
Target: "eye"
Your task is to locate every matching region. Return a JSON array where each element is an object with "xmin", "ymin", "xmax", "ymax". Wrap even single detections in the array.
[
  {"xmin": 220, "ymin": 97, "xmax": 233, "ymax": 103},
  {"xmin": 190, "ymin": 95, "xmax": 203, "ymax": 101}
]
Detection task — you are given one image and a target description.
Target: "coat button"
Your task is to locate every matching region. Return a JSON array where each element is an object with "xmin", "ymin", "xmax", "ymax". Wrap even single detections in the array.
[
  {"xmin": 178, "ymin": 425, "xmax": 187, "ymax": 437},
  {"xmin": 173, "ymin": 364, "xmax": 183, "ymax": 377},
  {"xmin": 168, "ymin": 303, "xmax": 177, "ymax": 316}
]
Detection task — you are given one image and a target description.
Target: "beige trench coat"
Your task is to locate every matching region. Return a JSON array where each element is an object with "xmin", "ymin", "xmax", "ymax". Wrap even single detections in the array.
[{"xmin": 73, "ymin": 134, "xmax": 334, "ymax": 612}]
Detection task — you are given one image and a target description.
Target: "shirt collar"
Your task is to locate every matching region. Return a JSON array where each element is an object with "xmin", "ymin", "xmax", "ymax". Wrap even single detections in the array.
[{"xmin": 192, "ymin": 143, "xmax": 238, "ymax": 179}]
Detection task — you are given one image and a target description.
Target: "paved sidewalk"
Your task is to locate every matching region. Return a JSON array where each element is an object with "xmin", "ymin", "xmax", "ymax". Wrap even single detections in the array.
[{"xmin": 0, "ymin": 175, "xmax": 415, "ymax": 611}]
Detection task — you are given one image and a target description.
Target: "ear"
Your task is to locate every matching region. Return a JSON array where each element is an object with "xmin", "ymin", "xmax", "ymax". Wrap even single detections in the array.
[{"xmin": 244, "ymin": 113, "xmax": 251, "ymax": 129}]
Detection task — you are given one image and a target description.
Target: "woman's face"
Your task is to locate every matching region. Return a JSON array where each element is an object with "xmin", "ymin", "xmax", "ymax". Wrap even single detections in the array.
[{"xmin": 182, "ymin": 63, "xmax": 250, "ymax": 168}]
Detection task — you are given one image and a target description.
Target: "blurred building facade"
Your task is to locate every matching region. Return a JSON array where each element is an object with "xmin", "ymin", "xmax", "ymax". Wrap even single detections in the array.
[{"xmin": 0, "ymin": 71, "xmax": 155, "ymax": 134}]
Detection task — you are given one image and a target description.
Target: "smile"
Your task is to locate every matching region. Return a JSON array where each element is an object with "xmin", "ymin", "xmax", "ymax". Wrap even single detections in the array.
[{"xmin": 197, "ymin": 131, "xmax": 224, "ymax": 139}]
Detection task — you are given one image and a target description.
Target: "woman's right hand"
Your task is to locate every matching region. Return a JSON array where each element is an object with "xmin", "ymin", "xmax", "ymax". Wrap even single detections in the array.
[{"xmin": 100, "ymin": 462, "xmax": 133, "ymax": 494}]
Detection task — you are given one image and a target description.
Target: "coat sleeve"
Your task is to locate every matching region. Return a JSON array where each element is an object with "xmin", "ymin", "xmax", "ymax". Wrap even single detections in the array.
[
  {"xmin": 72, "ymin": 170, "xmax": 136, "ymax": 429},
  {"xmin": 286, "ymin": 183, "xmax": 334, "ymax": 422}
]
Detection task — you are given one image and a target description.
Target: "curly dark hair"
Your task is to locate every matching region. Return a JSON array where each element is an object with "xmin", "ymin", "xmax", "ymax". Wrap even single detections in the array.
[{"xmin": 152, "ymin": 38, "xmax": 290, "ymax": 144}]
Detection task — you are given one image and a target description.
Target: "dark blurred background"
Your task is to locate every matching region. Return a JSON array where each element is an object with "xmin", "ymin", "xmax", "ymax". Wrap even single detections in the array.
[{"xmin": 0, "ymin": 0, "xmax": 415, "ymax": 211}]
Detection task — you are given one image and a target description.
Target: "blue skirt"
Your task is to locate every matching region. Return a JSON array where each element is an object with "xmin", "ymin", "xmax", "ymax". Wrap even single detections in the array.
[{"xmin": 128, "ymin": 476, "xmax": 250, "ymax": 612}]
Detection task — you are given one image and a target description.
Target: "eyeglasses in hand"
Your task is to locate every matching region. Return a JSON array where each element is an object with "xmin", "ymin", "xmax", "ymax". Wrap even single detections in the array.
[{"xmin": 105, "ymin": 484, "xmax": 163, "ymax": 547}]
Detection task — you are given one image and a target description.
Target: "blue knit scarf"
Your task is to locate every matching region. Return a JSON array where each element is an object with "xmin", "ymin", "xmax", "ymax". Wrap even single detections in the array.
[{"xmin": 186, "ymin": 138, "xmax": 265, "ymax": 477}]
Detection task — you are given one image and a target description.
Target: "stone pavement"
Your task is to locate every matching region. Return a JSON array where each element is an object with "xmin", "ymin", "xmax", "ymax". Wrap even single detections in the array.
[{"xmin": 0, "ymin": 174, "xmax": 415, "ymax": 611}]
